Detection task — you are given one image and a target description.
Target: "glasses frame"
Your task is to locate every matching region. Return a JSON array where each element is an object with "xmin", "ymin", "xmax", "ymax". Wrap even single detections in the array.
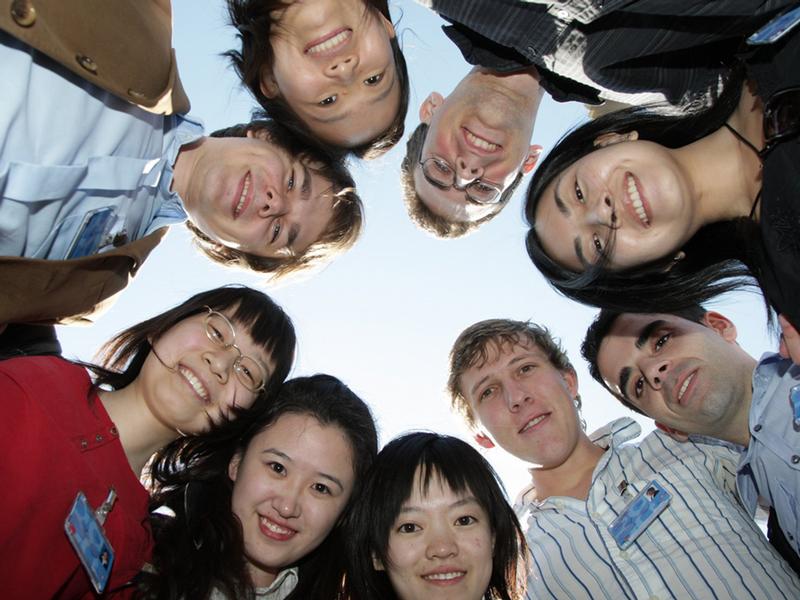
[
  {"xmin": 762, "ymin": 86, "xmax": 800, "ymax": 156},
  {"xmin": 203, "ymin": 307, "xmax": 269, "ymax": 394},
  {"xmin": 418, "ymin": 157, "xmax": 504, "ymax": 205}
]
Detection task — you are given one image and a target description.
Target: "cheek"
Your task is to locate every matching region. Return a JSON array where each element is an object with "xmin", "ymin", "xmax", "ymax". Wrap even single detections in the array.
[{"xmin": 271, "ymin": 54, "xmax": 323, "ymax": 101}]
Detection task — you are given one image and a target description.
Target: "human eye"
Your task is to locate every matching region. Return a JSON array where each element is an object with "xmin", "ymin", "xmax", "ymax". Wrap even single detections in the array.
[
  {"xmin": 633, "ymin": 376, "xmax": 645, "ymax": 399},
  {"xmin": 208, "ymin": 324, "xmax": 225, "ymax": 344},
  {"xmin": 319, "ymin": 95, "xmax": 337, "ymax": 106},
  {"xmin": 287, "ymin": 167, "xmax": 295, "ymax": 192},
  {"xmin": 592, "ymin": 233, "xmax": 604, "ymax": 255},
  {"xmin": 238, "ymin": 363, "xmax": 256, "ymax": 385},
  {"xmin": 364, "ymin": 73, "xmax": 384, "ymax": 86},
  {"xmin": 473, "ymin": 181, "xmax": 496, "ymax": 194},
  {"xmin": 455, "ymin": 515, "xmax": 477, "ymax": 526},
  {"xmin": 519, "ymin": 363, "xmax": 536, "ymax": 375},
  {"xmin": 654, "ymin": 333, "xmax": 671, "ymax": 351},
  {"xmin": 432, "ymin": 158, "xmax": 452, "ymax": 175},
  {"xmin": 267, "ymin": 461, "xmax": 286, "ymax": 475},
  {"xmin": 269, "ymin": 220, "xmax": 282, "ymax": 246},
  {"xmin": 397, "ymin": 522, "xmax": 421, "ymax": 534},
  {"xmin": 575, "ymin": 180, "xmax": 585, "ymax": 203},
  {"xmin": 312, "ymin": 482, "xmax": 332, "ymax": 495},
  {"xmin": 478, "ymin": 386, "xmax": 495, "ymax": 402}
]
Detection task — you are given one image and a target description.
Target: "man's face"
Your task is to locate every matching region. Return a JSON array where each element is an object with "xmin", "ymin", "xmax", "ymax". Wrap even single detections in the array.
[
  {"xmin": 182, "ymin": 131, "xmax": 335, "ymax": 258},
  {"xmin": 413, "ymin": 70, "xmax": 540, "ymax": 223},
  {"xmin": 596, "ymin": 312, "xmax": 755, "ymax": 437},
  {"xmin": 459, "ymin": 339, "xmax": 582, "ymax": 468}
]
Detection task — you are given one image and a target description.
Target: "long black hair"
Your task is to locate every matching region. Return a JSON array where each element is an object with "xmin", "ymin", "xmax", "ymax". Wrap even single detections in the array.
[
  {"xmin": 524, "ymin": 66, "xmax": 768, "ymax": 317},
  {"xmin": 345, "ymin": 432, "xmax": 528, "ymax": 600},
  {"xmin": 138, "ymin": 374, "xmax": 378, "ymax": 600},
  {"xmin": 225, "ymin": 0, "xmax": 409, "ymax": 159}
]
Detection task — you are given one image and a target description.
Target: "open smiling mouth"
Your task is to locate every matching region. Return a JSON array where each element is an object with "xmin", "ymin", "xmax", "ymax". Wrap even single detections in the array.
[
  {"xmin": 677, "ymin": 372, "xmax": 695, "ymax": 404},
  {"xmin": 625, "ymin": 173, "xmax": 650, "ymax": 227},
  {"xmin": 305, "ymin": 29, "xmax": 352, "ymax": 55},
  {"xmin": 178, "ymin": 366, "xmax": 210, "ymax": 404},
  {"xmin": 260, "ymin": 515, "xmax": 297, "ymax": 541},
  {"xmin": 519, "ymin": 413, "xmax": 548, "ymax": 434},
  {"xmin": 423, "ymin": 571, "xmax": 466, "ymax": 583},
  {"xmin": 234, "ymin": 172, "xmax": 251, "ymax": 218},
  {"xmin": 463, "ymin": 128, "xmax": 501, "ymax": 153}
]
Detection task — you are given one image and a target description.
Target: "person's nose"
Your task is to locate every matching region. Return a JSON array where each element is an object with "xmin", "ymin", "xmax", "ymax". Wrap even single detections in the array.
[
  {"xmin": 272, "ymin": 484, "xmax": 301, "ymax": 519},
  {"xmin": 585, "ymin": 194, "xmax": 617, "ymax": 229},
  {"xmin": 258, "ymin": 185, "xmax": 287, "ymax": 217},
  {"xmin": 325, "ymin": 54, "xmax": 358, "ymax": 82},
  {"xmin": 505, "ymin": 379, "xmax": 531, "ymax": 413},
  {"xmin": 642, "ymin": 356, "xmax": 670, "ymax": 389},
  {"xmin": 454, "ymin": 156, "xmax": 484, "ymax": 186},
  {"xmin": 425, "ymin": 523, "xmax": 459, "ymax": 560}
]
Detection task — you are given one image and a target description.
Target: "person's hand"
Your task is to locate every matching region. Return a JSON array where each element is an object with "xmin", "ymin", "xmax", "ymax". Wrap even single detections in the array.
[{"xmin": 778, "ymin": 314, "xmax": 800, "ymax": 364}]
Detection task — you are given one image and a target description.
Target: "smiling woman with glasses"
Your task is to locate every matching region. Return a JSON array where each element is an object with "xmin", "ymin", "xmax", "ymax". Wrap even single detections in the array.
[
  {"xmin": 525, "ymin": 16, "xmax": 800, "ymax": 330},
  {"xmin": 0, "ymin": 286, "xmax": 296, "ymax": 598}
]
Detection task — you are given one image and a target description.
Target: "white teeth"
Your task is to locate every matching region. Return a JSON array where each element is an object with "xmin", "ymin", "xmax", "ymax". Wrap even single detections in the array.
[
  {"xmin": 521, "ymin": 414, "xmax": 547, "ymax": 433},
  {"xmin": 179, "ymin": 367, "xmax": 209, "ymax": 403},
  {"xmin": 466, "ymin": 130, "xmax": 499, "ymax": 152},
  {"xmin": 423, "ymin": 571, "xmax": 465, "ymax": 581},
  {"xmin": 306, "ymin": 30, "xmax": 351, "ymax": 54},
  {"xmin": 626, "ymin": 174, "xmax": 649, "ymax": 226},
  {"xmin": 260, "ymin": 516, "xmax": 293, "ymax": 535},
  {"xmin": 235, "ymin": 173, "xmax": 250, "ymax": 217},
  {"xmin": 678, "ymin": 373, "xmax": 694, "ymax": 401}
]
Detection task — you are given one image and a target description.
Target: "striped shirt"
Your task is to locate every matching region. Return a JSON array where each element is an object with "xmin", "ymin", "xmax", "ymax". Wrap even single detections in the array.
[
  {"xmin": 425, "ymin": 0, "xmax": 794, "ymax": 108},
  {"xmin": 516, "ymin": 418, "xmax": 800, "ymax": 599}
]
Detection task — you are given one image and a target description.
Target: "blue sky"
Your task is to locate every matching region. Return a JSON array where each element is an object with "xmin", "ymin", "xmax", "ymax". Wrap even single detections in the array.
[{"xmin": 58, "ymin": 0, "xmax": 773, "ymax": 494}]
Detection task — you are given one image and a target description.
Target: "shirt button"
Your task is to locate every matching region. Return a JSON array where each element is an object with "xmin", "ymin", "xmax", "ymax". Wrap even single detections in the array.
[
  {"xmin": 754, "ymin": 424, "xmax": 762, "ymax": 432},
  {"xmin": 110, "ymin": 426, "xmax": 118, "ymax": 436},
  {"xmin": 95, "ymin": 434, "xmax": 104, "ymax": 442},
  {"xmin": 10, "ymin": 0, "xmax": 36, "ymax": 27},
  {"xmin": 76, "ymin": 54, "xmax": 98, "ymax": 75},
  {"xmin": 792, "ymin": 455, "xmax": 800, "ymax": 464},
  {"xmin": 80, "ymin": 438, "xmax": 89, "ymax": 449}
]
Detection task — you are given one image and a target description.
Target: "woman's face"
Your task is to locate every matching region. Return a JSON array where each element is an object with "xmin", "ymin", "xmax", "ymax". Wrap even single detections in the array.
[
  {"xmin": 229, "ymin": 413, "xmax": 356, "ymax": 587},
  {"xmin": 263, "ymin": 0, "xmax": 400, "ymax": 148},
  {"xmin": 534, "ymin": 139, "xmax": 698, "ymax": 272},
  {"xmin": 139, "ymin": 310, "xmax": 274, "ymax": 434},
  {"xmin": 380, "ymin": 471, "xmax": 494, "ymax": 600}
]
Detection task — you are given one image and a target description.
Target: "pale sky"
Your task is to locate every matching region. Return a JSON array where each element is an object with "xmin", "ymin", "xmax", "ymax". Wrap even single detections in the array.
[{"xmin": 57, "ymin": 0, "xmax": 774, "ymax": 496}]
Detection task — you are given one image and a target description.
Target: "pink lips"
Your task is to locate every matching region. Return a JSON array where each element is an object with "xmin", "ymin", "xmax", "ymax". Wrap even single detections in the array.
[
  {"xmin": 421, "ymin": 567, "xmax": 467, "ymax": 586},
  {"xmin": 233, "ymin": 172, "xmax": 252, "ymax": 219},
  {"xmin": 461, "ymin": 127, "xmax": 502, "ymax": 155},
  {"xmin": 303, "ymin": 27, "xmax": 352, "ymax": 56},
  {"xmin": 518, "ymin": 412, "xmax": 550, "ymax": 435},
  {"xmin": 259, "ymin": 514, "xmax": 297, "ymax": 542},
  {"xmin": 623, "ymin": 172, "xmax": 652, "ymax": 228}
]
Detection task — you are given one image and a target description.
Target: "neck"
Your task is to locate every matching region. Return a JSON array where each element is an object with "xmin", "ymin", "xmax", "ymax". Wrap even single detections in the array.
[
  {"xmin": 170, "ymin": 137, "xmax": 205, "ymax": 211},
  {"xmin": 98, "ymin": 383, "xmax": 179, "ymax": 476},
  {"xmin": 529, "ymin": 434, "xmax": 606, "ymax": 501},
  {"xmin": 716, "ymin": 358, "xmax": 757, "ymax": 448},
  {"xmin": 675, "ymin": 82, "xmax": 763, "ymax": 225}
]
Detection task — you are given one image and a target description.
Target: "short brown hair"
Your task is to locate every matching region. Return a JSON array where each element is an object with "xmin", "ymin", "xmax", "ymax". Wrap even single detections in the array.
[
  {"xmin": 186, "ymin": 120, "xmax": 364, "ymax": 280},
  {"xmin": 400, "ymin": 123, "xmax": 522, "ymax": 238},
  {"xmin": 448, "ymin": 319, "xmax": 577, "ymax": 429}
]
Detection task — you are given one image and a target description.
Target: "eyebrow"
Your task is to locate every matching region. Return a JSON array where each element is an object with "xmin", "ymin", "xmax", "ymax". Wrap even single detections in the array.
[
  {"xmin": 553, "ymin": 176, "xmax": 571, "ymax": 216},
  {"xmin": 468, "ymin": 354, "xmax": 531, "ymax": 398},
  {"xmin": 262, "ymin": 448, "xmax": 344, "ymax": 492},
  {"xmin": 617, "ymin": 319, "xmax": 666, "ymax": 399},
  {"xmin": 309, "ymin": 70, "xmax": 396, "ymax": 124},
  {"xmin": 286, "ymin": 163, "xmax": 312, "ymax": 252},
  {"xmin": 398, "ymin": 496, "xmax": 479, "ymax": 514}
]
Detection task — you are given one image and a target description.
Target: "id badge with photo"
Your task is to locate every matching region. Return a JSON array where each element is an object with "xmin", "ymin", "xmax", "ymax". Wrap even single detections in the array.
[
  {"xmin": 64, "ymin": 492, "xmax": 115, "ymax": 593},
  {"xmin": 748, "ymin": 5, "xmax": 800, "ymax": 45},
  {"xmin": 65, "ymin": 207, "xmax": 116, "ymax": 259},
  {"xmin": 608, "ymin": 480, "xmax": 672, "ymax": 550}
]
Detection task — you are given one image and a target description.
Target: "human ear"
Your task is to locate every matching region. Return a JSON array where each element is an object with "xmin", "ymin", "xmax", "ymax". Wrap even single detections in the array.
[
  {"xmin": 703, "ymin": 311, "xmax": 738, "ymax": 343},
  {"xmin": 522, "ymin": 145, "xmax": 544, "ymax": 174},
  {"xmin": 561, "ymin": 367, "xmax": 579, "ymax": 399},
  {"xmin": 228, "ymin": 453, "xmax": 243, "ymax": 482},
  {"xmin": 474, "ymin": 431, "xmax": 496, "ymax": 449},
  {"xmin": 259, "ymin": 66, "xmax": 280, "ymax": 99},
  {"xmin": 593, "ymin": 131, "xmax": 639, "ymax": 148},
  {"xmin": 376, "ymin": 10, "xmax": 396, "ymax": 38},
  {"xmin": 655, "ymin": 421, "xmax": 690, "ymax": 442},
  {"xmin": 372, "ymin": 553, "xmax": 385, "ymax": 571},
  {"xmin": 419, "ymin": 92, "xmax": 445, "ymax": 124}
]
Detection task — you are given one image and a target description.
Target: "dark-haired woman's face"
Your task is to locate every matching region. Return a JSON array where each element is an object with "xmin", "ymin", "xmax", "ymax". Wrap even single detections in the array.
[
  {"xmin": 534, "ymin": 139, "xmax": 697, "ymax": 271},
  {"xmin": 262, "ymin": 0, "xmax": 400, "ymax": 148},
  {"xmin": 377, "ymin": 471, "xmax": 493, "ymax": 600}
]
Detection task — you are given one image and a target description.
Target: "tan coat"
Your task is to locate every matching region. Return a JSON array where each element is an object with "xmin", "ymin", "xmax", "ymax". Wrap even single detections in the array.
[{"xmin": 0, "ymin": 0, "xmax": 189, "ymax": 325}]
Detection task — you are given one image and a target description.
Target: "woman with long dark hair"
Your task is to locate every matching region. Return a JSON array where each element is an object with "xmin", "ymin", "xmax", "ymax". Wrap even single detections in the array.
[
  {"xmin": 525, "ymin": 24, "xmax": 800, "ymax": 327},
  {"xmin": 0, "ymin": 285, "xmax": 295, "ymax": 598},
  {"xmin": 345, "ymin": 432, "xmax": 528, "ymax": 600},
  {"xmin": 139, "ymin": 374, "xmax": 378, "ymax": 600},
  {"xmin": 227, "ymin": 0, "xmax": 410, "ymax": 159}
]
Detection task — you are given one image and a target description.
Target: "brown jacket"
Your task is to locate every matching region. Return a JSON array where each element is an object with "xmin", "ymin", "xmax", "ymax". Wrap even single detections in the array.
[
  {"xmin": 1, "ymin": 0, "xmax": 189, "ymax": 114},
  {"xmin": 1, "ymin": 0, "xmax": 189, "ymax": 325}
]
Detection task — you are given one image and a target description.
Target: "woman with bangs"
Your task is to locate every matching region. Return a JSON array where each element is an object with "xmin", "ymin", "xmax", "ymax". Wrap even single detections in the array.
[
  {"xmin": 524, "ymin": 22, "xmax": 800, "ymax": 328},
  {"xmin": 138, "ymin": 374, "xmax": 378, "ymax": 600},
  {"xmin": 227, "ymin": 0, "xmax": 409, "ymax": 159},
  {"xmin": 345, "ymin": 432, "xmax": 528, "ymax": 600},
  {"xmin": 0, "ymin": 285, "xmax": 295, "ymax": 598}
]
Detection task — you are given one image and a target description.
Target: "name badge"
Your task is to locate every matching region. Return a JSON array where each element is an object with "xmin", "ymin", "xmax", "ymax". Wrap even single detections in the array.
[
  {"xmin": 608, "ymin": 480, "xmax": 672, "ymax": 550},
  {"xmin": 748, "ymin": 5, "xmax": 800, "ymax": 45},
  {"xmin": 790, "ymin": 384, "xmax": 800, "ymax": 429},
  {"xmin": 65, "ymin": 207, "xmax": 116, "ymax": 259},
  {"xmin": 64, "ymin": 491, "xmax": 116, "ymax": 593}
]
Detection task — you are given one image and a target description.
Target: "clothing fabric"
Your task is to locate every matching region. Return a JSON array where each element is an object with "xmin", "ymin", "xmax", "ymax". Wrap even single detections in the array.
[
  {"xmin": 0, "ymin": 31, "xmax": 202, "ymax": 261},
  {"xmin": 424, "ymin": 0, "xmax": 793, "ymax": 108},
  {"xmin": 738, "ymin": 353, "xmax": 800, "ymax": 560},
  {"xmin": 741, "ymin": 21, "xmax": 800, "ymax": 329},
  {"xmin": 0, "ymin": 0, "xmax": 189, "ymax": 114},
  {"xmin": 516, "ymin": 417, "xmax": 800, "ymax": 599},
  {"xmin": 209, "ymin": 568, "xmax": 299, "ymax": 600},
  {"xmin": 0, "ymin": 356, "xmax": 152, "ymax": 598}
]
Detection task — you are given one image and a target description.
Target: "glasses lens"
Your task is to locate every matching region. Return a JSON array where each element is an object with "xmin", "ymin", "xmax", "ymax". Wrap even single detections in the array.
[
  {"xmin": 205, "ymin": 312, "xmax": 235, "ymax": 348},
  {"xmin": 467, "ymin": 181, "xmax": 501, "ymax": 204},
  {"xmin": 235, "ymin": 357, "xmax": 268, "ymax": 392},
  {"xmin": 423, "ymin": 158, "xmax": 454, "ymax": 186}
]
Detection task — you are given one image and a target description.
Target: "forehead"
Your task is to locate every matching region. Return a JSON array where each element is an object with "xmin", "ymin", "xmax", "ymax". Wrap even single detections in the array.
[
  {"xmin": 463, "ymin": 338, "xmax": 547, "ymax": 379},
  {"xmin": 221, "ymin": 310, "xmax": 274, "ymax": 368},
  {"xmin": 406, "ymin": 467, "xmax": 476, "ymax": 507},
  {"xmin": 534, "ymin": 173, "xmax": 585, "ymax": 271}
]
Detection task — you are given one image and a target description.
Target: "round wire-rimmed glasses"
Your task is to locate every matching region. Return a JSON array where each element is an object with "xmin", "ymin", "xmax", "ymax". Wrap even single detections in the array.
[
  {"xmin": 203, "ymin": 307, "xmax": 270, "ymax": 393},
  {"xmin": 419, "ymin": 157, "xmax": 504, "ymax": 204}
]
